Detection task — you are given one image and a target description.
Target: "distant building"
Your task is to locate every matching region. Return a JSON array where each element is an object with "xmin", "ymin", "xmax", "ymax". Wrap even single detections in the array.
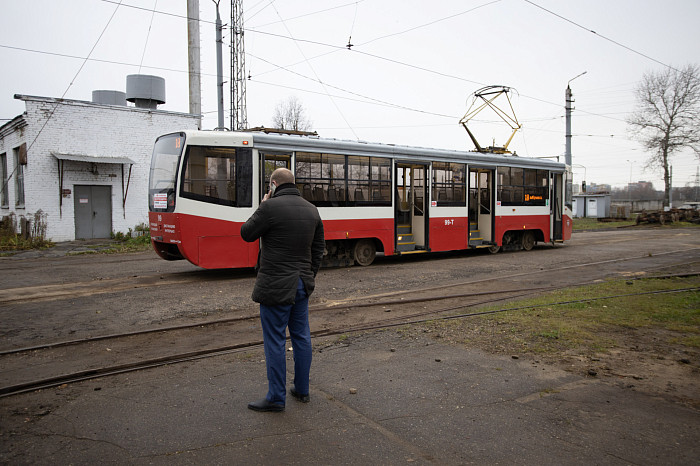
[
  {"xmin": 628, "ymin": 181, "xmax": 654, "ymax": 191},
  {"xmin": 0, "ymin": 86, "xmax": 198, "ymax": 241},
  {"xmin": 587, "ymin": 182, "xmax": 611, "ymax": 193}
]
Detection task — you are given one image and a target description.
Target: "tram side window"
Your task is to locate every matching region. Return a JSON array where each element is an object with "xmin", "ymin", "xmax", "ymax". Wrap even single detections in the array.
[
  {"xmin": 432, "ymin": 162, "xmax": 466, "ymax": 206},
  {"xmin": 371, "ymin": 157, "xmax": 392, "ymax": 205},
  {"xmin": 295, "ymin": 152, "xmax": 345, "ymax": 206},
  {"xmin": 180, "ymin": 146, "xmax": 252, "ymax": 207},
  {"xmin": 347, "ymin": 155, "xmax": 370, "ymax": 204},
  {"xmin": 497, "ymin": 167, "xmax": 548, "ymax": 206},
  {"xmin": 296, "ymin": 153, "xmax": 391, "ymax": 207}
]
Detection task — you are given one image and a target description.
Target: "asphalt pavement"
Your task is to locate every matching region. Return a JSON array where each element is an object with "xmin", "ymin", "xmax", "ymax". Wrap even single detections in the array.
[
  {"xmin": 1, "ymin": 329, "xmax": 698, "ymax": 464},
  {"xmin": 2, "ymin": 237, "xmax": 699, "ymax": 464}
]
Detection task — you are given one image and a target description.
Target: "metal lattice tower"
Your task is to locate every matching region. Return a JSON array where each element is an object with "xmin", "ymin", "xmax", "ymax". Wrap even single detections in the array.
[{"xmin": 230, "ymin": 0, "xmax": 247, "ymax": 130}]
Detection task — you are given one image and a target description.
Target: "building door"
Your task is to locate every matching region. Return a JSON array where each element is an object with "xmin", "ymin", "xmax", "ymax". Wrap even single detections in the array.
[
  {"xmin": 587, "ymin": 198, "xmax": 598, "ymax": 218},
  {"xmin": 74, "ymin": 185, "xmax": 112, "ymax": 239}
]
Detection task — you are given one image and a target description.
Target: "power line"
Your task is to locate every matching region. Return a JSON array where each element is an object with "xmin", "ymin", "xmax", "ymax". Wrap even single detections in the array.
[
  {"xmin": 522, "ymin": 0, "xmax": 679, "ymax": 73},
  {"xmin": 2, "ymin": 1, "xmax": 124, "ymax": 198},
  {"xmin": 98, "ymin": 0, "xmax": 218, "ymax": 26},
  {"xmin": 0, "ymin": 44, "xmax": 219, "ymax": 78},
  {"xmin": 138, "ymin": 0, "xmax": 158, "ymax": 73},
  {"xmin": 356, "ymin": 0, "xmax": 501, "ymax": 47},
  {"xmin": 268, "ymin": 2, "xmax": 359, "ymax": 139},
  {"xmin": 250, "ymin": 1, "xmax": 365, "ymax": 28},
  {"xmin": 249, "ymin": 54, "xmax": 457, "ymax": 119}
]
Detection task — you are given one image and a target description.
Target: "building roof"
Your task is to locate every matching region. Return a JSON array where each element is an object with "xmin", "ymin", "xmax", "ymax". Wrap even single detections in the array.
[
  {"xmin": 51, "ymin": 151, "xmax": 135, "ymax": 165},
  {"xmin": 13, "ymin": 94, "xmax": 199, "ymax": 118}
]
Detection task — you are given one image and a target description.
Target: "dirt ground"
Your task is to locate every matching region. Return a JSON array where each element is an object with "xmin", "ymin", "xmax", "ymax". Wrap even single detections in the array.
[
  {"xmin": 413, "ymin": 317, "xmax": 700, "ymax": 410},
  {"xmin": 1, "ymin": 228, "xmax": 699, "ymax": 411}
]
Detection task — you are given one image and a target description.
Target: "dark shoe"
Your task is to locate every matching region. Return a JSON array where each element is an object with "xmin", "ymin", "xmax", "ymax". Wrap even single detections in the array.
[
  {"xmin": 248, "ymin": 398, "xmax": 284, "ymax": 412},
  {"xmin": 290, "ymin": 387, "xmax": 310, "ymax": 403}
]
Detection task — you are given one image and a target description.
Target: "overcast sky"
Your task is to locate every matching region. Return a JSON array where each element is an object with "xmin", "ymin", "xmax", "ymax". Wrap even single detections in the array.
[{"xmin": 1, "ymin": 0, "xmax": 699, "ymax": 190}]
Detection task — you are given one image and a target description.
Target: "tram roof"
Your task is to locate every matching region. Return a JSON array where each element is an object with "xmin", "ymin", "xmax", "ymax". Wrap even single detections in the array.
[{"xmin": 183, "ymin": 130, "xmax": 566, "ymax": 172}]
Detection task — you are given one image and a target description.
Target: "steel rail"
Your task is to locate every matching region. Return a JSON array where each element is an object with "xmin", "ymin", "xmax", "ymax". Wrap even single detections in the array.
[
  {"xmin": 1, "ymin": 286, "xmax": 696, "ymax": 399},
  {"xmin": 1, "ymin": 263, "xmax": 697, "ymax": 357}
]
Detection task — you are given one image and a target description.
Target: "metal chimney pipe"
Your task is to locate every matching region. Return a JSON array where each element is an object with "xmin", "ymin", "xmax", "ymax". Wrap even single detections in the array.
[
  {"xmin": 214, "ymin": 1, "xmax": 225, "ymax": 130},
  {"xmin": 187, "ymin": 0, "xmax": 202, "ymax": 129}
]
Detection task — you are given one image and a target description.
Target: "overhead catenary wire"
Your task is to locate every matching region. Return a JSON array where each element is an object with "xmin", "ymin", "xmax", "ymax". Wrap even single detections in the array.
[
  {"xmin": 268, "ymin": 2, "xmax": 360, "ymax": 139},
  {"xmin": 138, "ymin": 0, "xmax": 158, "ymax": 73},
  {"xmin": 522, "ymin": 0, "xmax": 679, "ymax": 73}
]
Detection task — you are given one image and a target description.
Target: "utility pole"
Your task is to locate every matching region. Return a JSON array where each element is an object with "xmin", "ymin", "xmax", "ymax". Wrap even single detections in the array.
[
  {"xmin": 230, "ymin": 0, "xmax": 248, "ymax": 130},
  {"xmin": 669, "ymin": 165, "xmax": 673, "ymax": 209},
  {"xmin": 214, "ymin": 1, "xmax": 225, "ymax": 129},
  {"xmin": 187, "ymin": 0, "xmax": 202, "ymax": 129},
  {"xmin": 565, "ymin": 72, "xmax": 586, "ymax": 168}
]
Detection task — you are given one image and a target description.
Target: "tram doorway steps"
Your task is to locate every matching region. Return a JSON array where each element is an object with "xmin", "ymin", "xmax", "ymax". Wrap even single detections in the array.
[
  {"xmin": 396, "ymin": 224, "xmax": 416, "ymax": 252},
  {"xmin": 469, "ymin": 223, "xmax": 485, "ymax": 247}
]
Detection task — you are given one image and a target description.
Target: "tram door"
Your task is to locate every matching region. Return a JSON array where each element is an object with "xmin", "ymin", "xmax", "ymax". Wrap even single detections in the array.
[
  {"xmin": 552, "ymin": 173, "xmax": 563, "ymax": 241},
  {"xmin": 260, "ymin": 152, "xmax": 291, "ymax": 200},
  {"xmin": 395, "ymin": 163, "xmax": 428, "ymax": 252},
  {"xmin": 468, "ymin": 168, "xmax": 495, "ymax": 245}
]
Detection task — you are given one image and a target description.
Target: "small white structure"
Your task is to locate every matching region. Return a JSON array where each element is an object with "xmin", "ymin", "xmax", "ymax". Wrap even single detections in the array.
[
  {"xmin": 572, "ymin": 193, "xmax": 611, "ymax": 218},
  {"xmin": 0, "ymin": 91, "xmax": 198, "ymax": 241}
]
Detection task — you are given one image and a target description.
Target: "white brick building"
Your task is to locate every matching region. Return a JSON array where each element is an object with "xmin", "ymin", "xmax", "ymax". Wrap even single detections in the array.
[{"xmin": 0, "ymin": 94, "xmax": 198, "ymax": 241}]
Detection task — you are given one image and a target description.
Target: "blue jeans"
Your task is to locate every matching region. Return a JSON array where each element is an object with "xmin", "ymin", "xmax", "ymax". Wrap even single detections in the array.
[{"xmin": 259, "ymin": 278, "xmax": 312, "ymax": 404}]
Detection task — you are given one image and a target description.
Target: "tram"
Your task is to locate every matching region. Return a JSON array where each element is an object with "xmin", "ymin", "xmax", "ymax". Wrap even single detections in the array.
[{"xmin": 148, "ymin": 130, "xmax": 572, "ymax": 269}]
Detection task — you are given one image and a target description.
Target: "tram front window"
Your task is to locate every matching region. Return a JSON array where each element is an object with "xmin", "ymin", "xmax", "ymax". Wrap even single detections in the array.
[{"xmin": 149, "ymin": 133, "xmax": 185, "ymax": 213}]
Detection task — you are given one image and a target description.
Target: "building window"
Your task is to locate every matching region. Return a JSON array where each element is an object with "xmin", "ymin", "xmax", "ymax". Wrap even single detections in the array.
[
  {"xmin": 180, "ymin": 146, "xmax": 252, "ymax": 207},
  {"xmin": 497, "ymin": 167, "xmax": 548, "ymax": 206},
  {"xmin": 432, "ymin": 162, "xmax": 466, "ymax": 206},
  {"xmin": 0, "ymin": 153, "xmax": 8, "ymax": 208},
  {"xmin": 13, "ymin": 147, "xmax": 24, "ymax": 208}
]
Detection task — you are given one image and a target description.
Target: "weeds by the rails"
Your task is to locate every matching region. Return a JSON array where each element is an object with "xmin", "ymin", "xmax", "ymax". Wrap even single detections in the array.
[{"xmin": 427, "ymin": 276, "xmax": 700, "ymax": 355}]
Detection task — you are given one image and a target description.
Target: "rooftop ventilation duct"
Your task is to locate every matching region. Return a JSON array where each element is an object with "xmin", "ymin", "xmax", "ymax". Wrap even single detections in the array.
[
  {"xmin": 126, "ymin": 74, "xmax": 165, "ymax": 109},
  {"xmin": 92, "ymin": 90, "xmax": 127, "ymax": 106}
]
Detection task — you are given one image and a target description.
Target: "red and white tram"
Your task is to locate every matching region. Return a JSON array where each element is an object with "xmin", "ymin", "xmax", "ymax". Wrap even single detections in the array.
[{"xmin": 148, "ymin": 130, "xmax": 572, "ymax": 269}]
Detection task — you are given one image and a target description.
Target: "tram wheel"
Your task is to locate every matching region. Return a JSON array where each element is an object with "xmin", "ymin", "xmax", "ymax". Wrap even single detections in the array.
[
  {"xmin": 521, "ymin": 231, "xmax": 535, "ymax": 251},
  {"xmin": 487, "ymin": 245, "xmax": 501, "ymax": 254},
  {"xmin": 353, "ymin": 239, "xmax": 376, "ymax": 266}
]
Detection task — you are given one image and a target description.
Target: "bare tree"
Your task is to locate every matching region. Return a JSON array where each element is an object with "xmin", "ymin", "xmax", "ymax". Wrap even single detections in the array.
[
  {"xmin": 272, "ymin": 96, "xmax": 312, "ymax": 132},
  {"xmin": 627, "ymin": 64, "xmax": 700, "ymax": 207}
]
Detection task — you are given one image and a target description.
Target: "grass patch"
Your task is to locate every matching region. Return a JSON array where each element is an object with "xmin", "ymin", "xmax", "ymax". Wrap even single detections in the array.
[
  {"xmin": 573, "ymin": 217, "xmax": 637, "ymax": 230},
  {"xmin": 431, "ymin": 276, "xmax": 700, "ymax": 356},
  {"xmin": 573, "ymin": 216, "xmax": 700, "ymax": 231},
  {"xmin": 0, "ymin": 235, "xmax": 54, "ymax": 251}
]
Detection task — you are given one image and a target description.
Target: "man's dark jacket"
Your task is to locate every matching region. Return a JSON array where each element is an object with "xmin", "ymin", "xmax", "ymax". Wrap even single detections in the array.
[{"xmin": 240, "ymin": 183, "xmax": 325, "ymax": 305}]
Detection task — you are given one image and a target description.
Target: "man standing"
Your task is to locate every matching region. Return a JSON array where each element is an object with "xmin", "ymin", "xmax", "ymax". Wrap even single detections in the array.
[{"xmin": 241, "ymin": 168, "xmax": 325, "ymax": 412}]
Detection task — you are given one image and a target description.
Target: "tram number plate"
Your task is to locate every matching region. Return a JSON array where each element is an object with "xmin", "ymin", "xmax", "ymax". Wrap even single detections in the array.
[{"xmin": 444, "ymin": 219, "xmax": 454, "ymax": 226}]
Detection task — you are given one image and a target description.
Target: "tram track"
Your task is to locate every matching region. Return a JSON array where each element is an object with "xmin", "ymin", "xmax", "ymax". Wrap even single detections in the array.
[
  {"xmin": 1, "ymin": 283, "xmax": 696, "ymax": 398},
  {"xmin": 0, "ymin": 286, "xmax": 543, "ymax": 398},
  {"xmin": 1, "ymin": 245, "xmax": 697, "ymax": 307},
  {"xmin": 1, "ymin": 240, "xmax": 699, "ymax": 399}
]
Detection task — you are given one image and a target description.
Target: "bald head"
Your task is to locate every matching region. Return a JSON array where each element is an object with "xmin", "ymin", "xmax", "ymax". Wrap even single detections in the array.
[{"xmin": 270, "ymin": 167, "xmax": 295, "ymax": 186}]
